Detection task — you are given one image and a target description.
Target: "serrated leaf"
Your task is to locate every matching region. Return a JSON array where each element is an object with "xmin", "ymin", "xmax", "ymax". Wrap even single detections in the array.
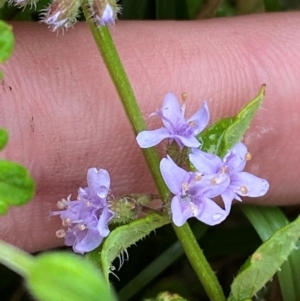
[
  {"xmin": 100, "ymin": 213, "xmax": 170, "ymax": 282},
  {"xmin": 197, "ymin": 85, "xmax": 265, "ymax": 158},
  {"xmin": 229, "ymin": 215, "xmax": 300, "ymax": 301},
  {"xmin": 241, "ymin": 206, "xmax": 300, "ymax": 301},
  {"xmin": 27, "ymin": 252, "xmax": 117, "ymax": 301},
  {"xmin": 0, "ymin": 20, "xmax": 14, "ymax": 63},
  {"xmin": 219, "ymin": 85, "xmax": 265, "ymax": 157},
  {"xmin": 0, "ymin": 128, "xmax": 8, "ymax": 150},
  {"xmin": 0, "ymin": 160, "xmax": 35, "ymax": 214}
]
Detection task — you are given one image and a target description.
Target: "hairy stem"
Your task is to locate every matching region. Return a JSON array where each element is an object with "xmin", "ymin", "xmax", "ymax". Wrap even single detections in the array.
[{"xmin": 82, "ymin": 4, "xmax": 226, "ymax": 300}]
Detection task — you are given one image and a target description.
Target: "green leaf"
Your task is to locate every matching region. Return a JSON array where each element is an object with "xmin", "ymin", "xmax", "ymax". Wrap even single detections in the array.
[
  {"xmin": 198, "ymin": 85, "xmax": 265, "ymax": 157},
  {"xmin": 0, "ymin": 20, "xmax": 14, "ymax": 63},
  {"xmin": 0, "ymin": 160, "xmax": 35, "ymax": 214},
  {"xmin": 229, "ymin": 214, "xmax": 300, "ymax": 301},
  {"xmin": 27, "ymin": 252, "xmax": 117, "ymax": 301},
  {"xmin": 0, "ymin": 128, "xmax": 8, "ymax": 150},
  {"xmin": 100, "ymin": 213, "xmax": 170, "ymax": 282},
  {"xmin": 198, "ymin": 117, "xmax": 234, "ymax": 154},
  {"xmin": 241, "ymin": 206, "xmax": 300, "ymax": 301}
]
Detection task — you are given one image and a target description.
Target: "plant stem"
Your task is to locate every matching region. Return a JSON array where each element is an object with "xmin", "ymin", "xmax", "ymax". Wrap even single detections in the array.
[
  {"xmin": 82, "ymin": 2, "xmax": 168, "ymax": 199},
  {"xmin": 82, "ymin": 5, "xmax": 226, "ymax": 300},
  {"xmin": 173, "ymin": 224, "xmax": 226, "ymax": 301},
  {"xmin": 0, "ymin": 240, "xmax": 34, "ymax": 278}
]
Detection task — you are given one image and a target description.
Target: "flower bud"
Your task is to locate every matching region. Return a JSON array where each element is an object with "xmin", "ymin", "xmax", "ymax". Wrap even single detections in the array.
[
  {"xmin": 40, "ymin": 0, "xmax": 81, "ymax": 32},
  {"xmin": 88, "ymin": 0, "xmax": 121, "ymax": 27}
]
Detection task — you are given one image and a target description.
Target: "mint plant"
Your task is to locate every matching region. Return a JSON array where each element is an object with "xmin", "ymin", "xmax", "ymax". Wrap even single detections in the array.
[{"xmin": 0, "ymin": 1, "xmax": 300, "ymax": 301}]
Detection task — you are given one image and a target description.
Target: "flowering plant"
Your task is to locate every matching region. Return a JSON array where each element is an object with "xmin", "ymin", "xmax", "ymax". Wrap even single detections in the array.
[{"xmin": 0, "ymin": 2, "xmax": 299, "ymax": 301}]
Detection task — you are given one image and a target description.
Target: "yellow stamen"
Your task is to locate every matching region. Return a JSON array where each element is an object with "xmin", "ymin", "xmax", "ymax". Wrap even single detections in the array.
[
  {"xmin": 181, "ymin": 92, "xmax": 188, "ymax": 101},
  {"xmin": 240, "ymin": 186, "xmax": 248, "ymax": 194},
  {"xmin": 56, "ymin": 229, "xmax": 66, "ymax": 238},
  {"xmin": 78, "ymin": 224, "xmax": 86, "ymax": 231},
  {"xmin": 62, "ymin": 218, "xmax": 71, "ymax": 226},
  {"xmin": 245, "ymin": 152, "xmax": 252, "ymax": 161}
]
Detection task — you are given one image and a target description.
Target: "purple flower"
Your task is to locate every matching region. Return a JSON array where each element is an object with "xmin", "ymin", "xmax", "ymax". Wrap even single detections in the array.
[
  {"xmin": 189, "ymin": 143, "xmax": 269, "ymax": 210},
  {"xmin": 137, "ymin": 93, "xmax": 209, "ymax": 149},
  {"xmin": 51, "ymin": 168, "xmax": 114, "ymax": 254},
  {"xmin": 160, "ymin": 156, "xmax": 230, "ymax": 226}
]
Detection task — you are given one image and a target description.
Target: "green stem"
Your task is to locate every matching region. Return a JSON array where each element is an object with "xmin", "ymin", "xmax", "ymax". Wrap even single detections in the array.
[
  {"xmin": 0, "ymin": 240, "xmax": 34, "ymax": 278},
  {"xmin": 82, "ymin": 2, "xmax": 168, "ymax": 199},
  {"xmin": 82, "ymin": 5, "xmax": 226, "ymax": 300},
  {"xmin": 172, "ymin": 223, "xmax": 226, "ymax": 301}
]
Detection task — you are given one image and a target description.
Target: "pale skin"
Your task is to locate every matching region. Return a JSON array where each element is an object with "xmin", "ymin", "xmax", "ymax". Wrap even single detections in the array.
[{"xmin": 0, "ymin": 12, "xmax": 300, "ymax": 253}]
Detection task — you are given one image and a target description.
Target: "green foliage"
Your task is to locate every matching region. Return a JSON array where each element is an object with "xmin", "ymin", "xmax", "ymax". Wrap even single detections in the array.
[
  {"xmin": 26, "ymin": 252, "xmax": 117, "ymax": 301},
  {"xmin": 229, "ymin": 215, "xmax": 300, "ymax": 301},
  {"xmin": 241, "ymin": 206, "xmax": 300, "ymax": 301},
  {"xmin": 263, "ymin": 0, "xmax": 283, "ymax": 11},
  {"xmin": 0, "ymin": 20, "xmax": 13, "ymax": 62},
  {"xmin": 198, "ymin": 85, "xmax": 265, "ymax": 157},
  {"xmin": 100, "ymin": 213, "xmax": 170, "ymax": 282},
  {"xmin": 0, "ymin": 19, "xmax": 14, "ymax": 78},
  {"xmin": 0, "ymin": 128, "xmax": 8, "ymax": 150},
  {"xmin": 0, "ymin": 160, "xmax": 35, "ymax": 214}
]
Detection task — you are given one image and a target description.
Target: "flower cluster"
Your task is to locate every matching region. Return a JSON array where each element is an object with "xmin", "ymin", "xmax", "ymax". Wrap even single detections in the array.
[
  {"xmin": 51, "ymin": 168, "xmax": 114, "ymax": 253},
  {"xmin": 137, "ymin": 93, "xmax": 269, "ymax": 227},
  {"xmin": 9, "ymin": 0, "xmax": 120, "ymax": 32}
]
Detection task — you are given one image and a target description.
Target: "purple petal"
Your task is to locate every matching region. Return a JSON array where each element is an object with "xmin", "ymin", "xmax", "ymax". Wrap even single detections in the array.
[
  {"xmin": 171, "ymin": 196, "xmax": 190, "ymax": 226},
  {"xmin": 97, "ymin": 207, "xmax": 113, "ymax": 237},
  {"xmin": 161, "ymin": 93, "xmax": 185, "ymax": 127},
  {"xmin": 196, "ymin": 198, "xmax": 229, "ymax": 226},
  {"xmin": 231, "ymin": 172, "xmax": 269, "ymax": 197},
  {"xmin": 73, "ymin": 229, "xmax": 103, "ymax": 253},
  {"xmin": 194, "ymin": 174, "xmax": 230, "ymax": 198},
  {"xmin": 189, "ymin": 148, "xmax": 222, "ymax": 174},
  {"xmin": 221, "ymin": 188, "xmax": 236, "ymax": 211},
  {"xmin": 187, "ymin": 101, "xmax": 210, "ymax": 135},
  {"xmin": 175, "ymin": 135, "xmax": 200, "ymax": 148},
  {"xmin": 136, "ymin": 128, "xmax": 170, "ymax": 148},
  {"xmin": 224, "ymin": 143, "xmax": 247, "ymax": 172},
  {"xmin": 160, "ymin": 156, "xmax": 189, "ymax": 195},
  {"xmin": 87, "ymin": 168, "xmax": 110, "ymax": 200}
]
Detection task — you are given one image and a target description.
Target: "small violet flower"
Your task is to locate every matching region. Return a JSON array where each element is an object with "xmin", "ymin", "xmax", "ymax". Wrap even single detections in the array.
[
  {"xmin": 189, "ymin": 142, "xmax": 269, "ymax": 211},
  {"xmin": 137, "ymin": 93, "xmax": 209, "ymax": 149},
  {"xmin": 51, "ymin": 168, "xmax": 114, "ymax": 254},
  {"xmin": 89, "ymin": 0, "xmax": 121, "ymax": 27},
  {"xmin": 160, "ymin": 155, "xmax": 230, "ymax": 227}
]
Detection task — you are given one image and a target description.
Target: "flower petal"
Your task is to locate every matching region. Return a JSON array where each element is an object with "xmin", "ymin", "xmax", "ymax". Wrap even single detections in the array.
[
  {"xmin": 231, "ymin": 172, "xmax": 269, "ymax": 197},
  {"xmin": 97, "ymin": 207, "xmax": 113, "ymax": 237},
  {"xmin": 136, "ymin": 128, "xmax": 170, "ymax": 148},
  {"xmin": 171, "ymin": 195, "xmax": 189, "ymax": 226},
  {"xmin": 87, "ymin": 168, "xmax": 110, "ymax": 200},
  {"xmin": 73, "ymin": 229, "xmax": 103, "ymax": 253},
  {"xmin": 175, "ymin": 135, "xmax": 201, "ymax": 148},
  {"xmin": 161, "ymin": 93, "xmax": 185, "ymax": 127},
  {"xmin": 196, "ymin": 198, "xmax": 229, "ymax": 226},
  {"xmin": 189, "ymin": 148, "xmax": 222, "ymax": 174},
  {"xmin": 160, "ymin": 156, "xmax": 189, "ymax": 195},
  {"xmin": 187, "ymin": 101, "xmax": 210, "ymax": 135},
  {"xmin": 224, "ymin": 143, "xmax": 247, "ymax": 172}
]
